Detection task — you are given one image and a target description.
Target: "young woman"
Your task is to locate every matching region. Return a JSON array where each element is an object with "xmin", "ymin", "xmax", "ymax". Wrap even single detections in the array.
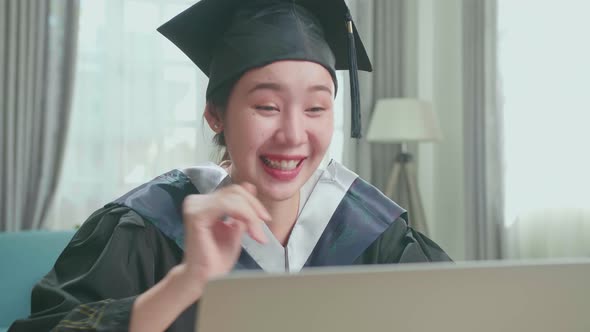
[{"xmin": 9, "ymin": 0, "xmax": 450, "ymax": 331}]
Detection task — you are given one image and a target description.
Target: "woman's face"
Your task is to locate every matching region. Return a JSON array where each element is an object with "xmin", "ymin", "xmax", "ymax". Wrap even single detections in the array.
[{"xmin": 217, "ymin": 60, "xmax": 334, "ymax": 202}]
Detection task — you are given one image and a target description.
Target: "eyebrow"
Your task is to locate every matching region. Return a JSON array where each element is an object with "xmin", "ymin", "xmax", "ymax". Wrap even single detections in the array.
[
  {"xmin": 247, "ymin": 82, "xmax": 333, "ymax": 95},
  {"xmin": 248, "ymin": 82, "xmax": 283, "ymax": 94},
  {"xmin": 308, "ymin": 84, "xmax": 333, "ymax": 95}
]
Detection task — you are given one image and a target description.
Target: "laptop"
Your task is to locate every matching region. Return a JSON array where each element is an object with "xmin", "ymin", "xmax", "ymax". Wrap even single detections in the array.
[{"xmin": 196, "ymin": 260, "xmax": 590, "ymax": 332}]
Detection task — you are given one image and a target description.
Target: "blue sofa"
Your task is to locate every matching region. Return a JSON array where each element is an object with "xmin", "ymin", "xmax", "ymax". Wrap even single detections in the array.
[{"xmin": 0, "ymin": 230, "xmax": 75, "ymax": 332}]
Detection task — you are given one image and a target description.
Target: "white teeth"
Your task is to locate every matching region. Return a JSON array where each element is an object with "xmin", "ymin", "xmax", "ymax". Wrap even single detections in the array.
[{"xmin": 262, "ymin": 157, "xmax": 300, "ymax": 171}]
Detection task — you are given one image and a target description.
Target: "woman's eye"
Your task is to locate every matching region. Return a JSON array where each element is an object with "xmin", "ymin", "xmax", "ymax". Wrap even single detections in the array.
[
  {"xmin": 307, "ymin": 107, "xmax": 326, "ymax": 113},
  {"xmin": 255, "ymin": 105, "xmax": 279, "ymax": 111}
]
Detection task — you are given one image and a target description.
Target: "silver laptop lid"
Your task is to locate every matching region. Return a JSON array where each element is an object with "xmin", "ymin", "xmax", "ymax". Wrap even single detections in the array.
[{"xmin": 196, "ymin": 260, "xmax": 590, "ymax": 332}]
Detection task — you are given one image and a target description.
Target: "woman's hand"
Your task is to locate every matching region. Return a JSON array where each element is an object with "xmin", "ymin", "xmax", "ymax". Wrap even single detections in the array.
[
  {"xmin": 131, "ymin": 183, "xmax": 270, "ymax": 332},
  {"xmin": 180, "ymin": 182, "xmax": 270, "ymax": 283}
]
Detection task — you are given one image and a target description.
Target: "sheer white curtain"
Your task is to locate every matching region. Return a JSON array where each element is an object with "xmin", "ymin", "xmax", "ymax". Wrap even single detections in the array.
[
  {"xmin": 498, "ymin": 0, "xmax": 590, "ymax": 258},
  {"xmin": 47, "ymin": 0, "xmax": 345, "ymax": 229}
]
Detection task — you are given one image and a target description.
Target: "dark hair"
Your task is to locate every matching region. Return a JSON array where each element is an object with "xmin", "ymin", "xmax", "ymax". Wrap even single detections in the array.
[{"xmin": 206, "ymin": 78, "xmax": 238, "ymax": 163}]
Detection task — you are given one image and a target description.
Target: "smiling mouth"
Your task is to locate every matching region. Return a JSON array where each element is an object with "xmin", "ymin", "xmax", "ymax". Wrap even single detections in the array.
[{"xmin": 260, "ymin": 156, "xmax": 305, "ymax": 171}]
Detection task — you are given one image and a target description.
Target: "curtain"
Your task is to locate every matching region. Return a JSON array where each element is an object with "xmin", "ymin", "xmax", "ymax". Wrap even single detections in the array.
[
  {"xmin": 45, "ymin": 0, "xmax": 213, "ymax": 230},
  {"xmin": 367, "ymin": 0, "xmax": 406, "ymax": 192},
  {"xmin": 353, "ymin": 0, "xmax": 406, "ymax": 190},
  {"xmin": 462, "ymin": 0, "xmax": 504, "ymax": 260},
  {"xmin": 505, "ymin": 209, "xmax": 590, "ymax": 259},
  {"xmin": 346, "ymin": 0, "xmax": 429, "ymax": 233},
  {"xmin": 499, "ymin": 0, "xmax": 590, "ymax": 259},
  {"xmin": 342, "ymin": 0, "xmax": 374, "ymax": 178},
  {"xmin": 0, "ymin": 0, "xmax": 79, "ymax": 231}
]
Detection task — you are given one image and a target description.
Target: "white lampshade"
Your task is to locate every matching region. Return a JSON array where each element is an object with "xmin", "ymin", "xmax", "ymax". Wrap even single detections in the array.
[{"xmin": 366, "ymin": 98, "xmax": 442, "ymax": 143}]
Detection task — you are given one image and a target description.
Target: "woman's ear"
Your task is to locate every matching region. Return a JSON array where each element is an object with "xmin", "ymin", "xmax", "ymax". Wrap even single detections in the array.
[{"xmin": 204, "ymin": 103, "xmax": 223, "ymax": 133}]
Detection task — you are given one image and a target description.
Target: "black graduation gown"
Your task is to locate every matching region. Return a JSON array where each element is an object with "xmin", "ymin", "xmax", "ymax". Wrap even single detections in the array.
[{"xmin": 8, "ymin": 161, "xmax": 450, "ymax": 332}]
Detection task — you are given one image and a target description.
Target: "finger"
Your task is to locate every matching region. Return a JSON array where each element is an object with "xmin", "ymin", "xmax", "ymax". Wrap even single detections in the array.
[
  {"xmin": 183, "ymin": 192, "xmax": 267, "ymax": 244},
  {"xmin": 241, "ymin": 182, "xmax": 257, "ymax": 195},
  {"xmin": 218, "ymin": 216, "xmax": 247, "ymax": 238},
  {"xmin": 183, "ymin": 193, "xmax": 258, "ymax": 226},
  {"xmin": 226, "ymin": 217, "xmax": 267, "ymax": 244},
  {"xmin": 219, "ymin": 196, "xmax": 268, "ymax": 244},
  {"xmin": 235, "ymin": 183, "xmax": 272, "ymax": 221},
  {"xmin": 227, "ymin": 216, "xmax": 247, "ymax": 235}
]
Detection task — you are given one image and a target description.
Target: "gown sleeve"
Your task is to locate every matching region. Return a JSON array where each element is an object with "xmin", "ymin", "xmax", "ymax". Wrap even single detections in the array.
[
  {"xmin": 355, "ymin": 214, "xmax": 452, "ymax": 265},
  {"xmin": 7, "ymin": 205, "xmax": 187, "ymax": 332},
  {"xmin": 384, "ymin": 215, "xmax": 452, "ymax": 263}
]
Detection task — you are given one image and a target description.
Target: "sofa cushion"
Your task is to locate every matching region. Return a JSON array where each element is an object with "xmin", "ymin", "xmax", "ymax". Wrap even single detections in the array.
[{"xmin": 0, "ymin": 230, "xmax": 75, "ymax": 328}]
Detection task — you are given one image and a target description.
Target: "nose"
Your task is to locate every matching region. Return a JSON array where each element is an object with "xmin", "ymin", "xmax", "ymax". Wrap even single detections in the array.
[{"xmin": 275, "ymin": 109, "xmax": 307, "ymax": 146}]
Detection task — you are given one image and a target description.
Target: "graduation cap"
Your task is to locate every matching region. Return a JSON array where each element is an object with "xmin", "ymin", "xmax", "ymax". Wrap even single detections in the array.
[{"xmin": 158, "ymin": 0, "xmax": 372, "ymax": 138}]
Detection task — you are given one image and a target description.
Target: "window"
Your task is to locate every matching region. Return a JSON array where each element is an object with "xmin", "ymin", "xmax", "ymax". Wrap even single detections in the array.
[
  {"xmin": 499, "ymin": 1, "xmax": 590, "ymax": 227},
  {"xmin": 47, "ymin": 0, "xmax": 345, "ymax": 229}
]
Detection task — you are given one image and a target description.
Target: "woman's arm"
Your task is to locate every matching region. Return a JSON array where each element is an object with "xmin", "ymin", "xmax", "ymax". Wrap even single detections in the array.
[
  {"xmin": 9, "ymin": 183, "xmax": 268, "ymax": 332},
  {"xmin": 130, "ymin": 265, "xmax": 205, "ymax": 332}
]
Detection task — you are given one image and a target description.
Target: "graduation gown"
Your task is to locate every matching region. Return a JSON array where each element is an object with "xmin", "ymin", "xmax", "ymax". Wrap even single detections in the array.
[{"xmin": 8, "ymin": 161, "xmax": 451, "ymax": 332}]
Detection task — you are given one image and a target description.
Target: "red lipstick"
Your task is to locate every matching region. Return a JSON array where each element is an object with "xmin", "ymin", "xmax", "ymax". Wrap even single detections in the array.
[{"xmin": 259, "ymin": 155, "xmax": 306, "ymax": 181}]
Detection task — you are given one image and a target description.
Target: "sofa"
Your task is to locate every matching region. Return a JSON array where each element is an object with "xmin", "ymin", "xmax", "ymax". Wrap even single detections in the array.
[{"xmin": 0, "ymin": 230, "xmax": 75, "ymax": 332}]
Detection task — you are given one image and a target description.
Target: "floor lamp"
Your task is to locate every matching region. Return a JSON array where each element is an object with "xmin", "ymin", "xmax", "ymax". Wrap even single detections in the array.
[{"xmin": 366, "ymin": 98, "xmax": 442, "ymax": 235}]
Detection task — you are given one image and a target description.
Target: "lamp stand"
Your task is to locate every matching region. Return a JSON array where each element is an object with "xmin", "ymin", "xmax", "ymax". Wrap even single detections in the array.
[{"xmin": 384, "ymin": 146, "xmax": 429, "ymax": 235}]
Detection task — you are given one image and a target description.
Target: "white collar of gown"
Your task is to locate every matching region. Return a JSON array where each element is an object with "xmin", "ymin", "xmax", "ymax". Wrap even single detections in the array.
[{"xmin": 181, "ymin": 160, "xmax": 358, "ymax": 273}]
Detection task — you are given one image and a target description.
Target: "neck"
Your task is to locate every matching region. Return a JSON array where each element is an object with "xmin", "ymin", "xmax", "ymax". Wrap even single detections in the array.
[{"xmin": 258, "ymin": 193, "xmax": 299, "ymax": 247}]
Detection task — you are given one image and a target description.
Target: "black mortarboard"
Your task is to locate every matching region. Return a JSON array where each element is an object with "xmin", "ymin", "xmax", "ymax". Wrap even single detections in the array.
[{"xmin": 158, "ymin": 0, "xmax": 372, "ymax": 138}]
